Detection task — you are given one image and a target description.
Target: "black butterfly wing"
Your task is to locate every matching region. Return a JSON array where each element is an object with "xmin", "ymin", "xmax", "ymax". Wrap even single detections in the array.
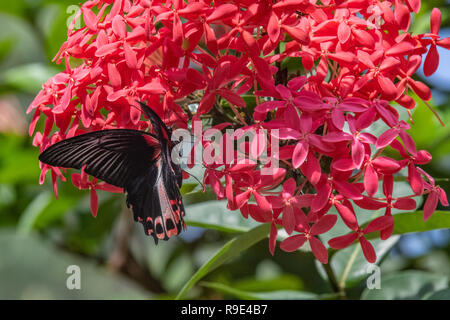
[
  {"xmin": 39, "ymin": 129, "xmax": 161, "ymax": 188},
  {"xmin": 138, "ymin": 102, "xmax": 171, "ymax": 143},
  {"xmin": 127, "ymin": 159, "xmax": 186, "ymax": 243}
]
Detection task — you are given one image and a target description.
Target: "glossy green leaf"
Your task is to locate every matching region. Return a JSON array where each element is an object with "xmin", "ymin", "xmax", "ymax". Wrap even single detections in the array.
[
  {"xmin": 1, "ymin": 63, "xmax": 58, "ymax": 93},
  {"xmin": 364, "ymin": 211, "xmax": 450, "ymax": 239},
  {"xmin": 233, "ymin": 274, "xmax": 304, "ymax": 292},
  {"xmin": 16, "ymin": 191, "xmax": 52, "ymax": 235},
  {"xmin": 179, "ymin": 183, "xmax": 198, "ymax": 195},
  {"xmin": 0, "ymin": 135, "xmax": 41, "ymax": 184},
  {"xmin": 424, "ymin": 288, "xmax": 450, "ymax": 300},
  {"xmin": 175, "ymin": 223, "xmax": 270, "ymax": 299},
  {"xmin": 201, "ymin": 281, "xmax": 317, "ymax": 300},
  {"xmin": 182, "ymin": 188, "xmax": 218, "ymax": 206},
  {"xmin": 184, "ymin": 200, "xmax": 259, "ymax": 233},
  {"xmin": 0, "ymin": 12, "xmax": 46, "ymax": 71}
]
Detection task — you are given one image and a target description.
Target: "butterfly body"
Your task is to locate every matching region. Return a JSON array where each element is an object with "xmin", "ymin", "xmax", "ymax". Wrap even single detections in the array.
[{"xmin": 39, "ymin": 103, "xmax": 186, "ymax": 243}]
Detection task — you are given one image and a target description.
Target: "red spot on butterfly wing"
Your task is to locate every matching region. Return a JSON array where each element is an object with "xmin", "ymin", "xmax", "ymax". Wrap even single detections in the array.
[
  {"xmin": 154, "ymin": 216, "xmax": 166, "ymax": 239},
  {"xmin": 143, "ymin": 134, "xmax": 161, "ymax": 160},
  {"xmin": 165, "ymin": 217, "xmax": 178, "ymax": 237}
]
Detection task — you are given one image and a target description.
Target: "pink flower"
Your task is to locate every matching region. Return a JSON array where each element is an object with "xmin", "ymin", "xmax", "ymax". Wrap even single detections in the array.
[
  {"xmin": 418, "ymin": 168, "xmax": 449, "ymax": 220},
  {"xmin": 72, "ymin": 166, "xmax": 122, "ymax": 217},
  {"xmin": 271, "ymin": 110, "xmax": 331, "ymax": 171},
  {"xmin": 268, "ymin": 178, "xmax": 313, "ymax": 235},
  {"xmin": 231, "ymin": 168, "xmax": 286, "ymax": 213},
  {"xmin": 420, "ymin": 8, "xmax": 450, "ymax": 76},
  {"xmin": 329, "ymin": 216, "xmax": 394, "ymax": 263},
  {"xmin": 281, "ymin": 214, "xmax": 337, "ymax": 264}
]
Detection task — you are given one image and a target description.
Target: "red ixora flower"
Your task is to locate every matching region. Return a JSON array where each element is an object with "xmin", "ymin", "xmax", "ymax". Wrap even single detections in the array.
[
  {"xmin": 72, "ymin": 166, "xmax": 123, "ymax": 217},
  {"xmin": 328, "ymin": 215, "xmax": 394, "ymax": 263},
  {"xmin": 281, "ymin": 213, "xmax": 337, "ymax": 264},
  {"xmin": 29, "ymin": 0, "xmax": 449, "ymax": 263}
]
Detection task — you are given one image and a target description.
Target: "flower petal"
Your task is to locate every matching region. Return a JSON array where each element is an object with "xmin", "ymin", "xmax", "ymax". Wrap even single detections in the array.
[
  {"xmin": 280, "ymin": 234, "xmax": 307, "ymax": 252},
  {"xmin": 328, "ymin": 233, "xmax": 358, "ymax": 249},
  {"xmin": 292, "ymin": 140, "xmax": 308, "ymax": 168},
  {"xmin": 310, "ymin": 215, "xmax": 337, "ymax": 235},
  {"xmin": 364, "ymin": 164, "xmax": 378, "ymax": 197},
  {"xmin": 309, "ymin": 236, "xmax": 329, "ymax": 264},
  {"xmin": 359, "ymin": 237, "xmax": 377, "ymax": 263}
]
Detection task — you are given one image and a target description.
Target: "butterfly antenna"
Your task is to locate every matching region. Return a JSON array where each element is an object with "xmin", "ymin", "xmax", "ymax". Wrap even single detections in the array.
[
  {"xmin": 131, "ymin": 103, "xmax": 142, "ymax": 112},
  {"xmin": 130, "ymin": 102, "xmax": 146, "ymax": 119},
  {"xmin": 167, "ymin": 100, "xmax": 171, "ymax": 127},
  {"xmin": 132, "ymin": 100, "xmax": 160, "ymax": 129}
]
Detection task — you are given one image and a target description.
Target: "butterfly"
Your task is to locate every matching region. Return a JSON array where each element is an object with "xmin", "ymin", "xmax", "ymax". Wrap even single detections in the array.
[{"xmin": 39, "ymin": 102, "xmax": 186, "ymax": 244}]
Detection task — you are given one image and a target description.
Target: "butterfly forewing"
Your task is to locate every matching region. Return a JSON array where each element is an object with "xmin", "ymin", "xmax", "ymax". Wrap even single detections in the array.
[{"xmin": 39, "ymin": 129, "xmax": 161, "ymax": 188}]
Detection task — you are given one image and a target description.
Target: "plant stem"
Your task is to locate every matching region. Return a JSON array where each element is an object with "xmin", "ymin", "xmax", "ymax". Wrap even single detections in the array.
[
  {"xmin": 323, "ymin": 261, "xmax": 346, "ymax": 299},
  {"xmin": 338, "ymin": 244, "xmax": 360, "ymax": 290}
]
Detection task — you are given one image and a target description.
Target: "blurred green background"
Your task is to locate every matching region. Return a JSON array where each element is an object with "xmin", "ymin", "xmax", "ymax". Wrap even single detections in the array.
[{"xmin": 0, "ymin": 0, "xmax": 449, "ymax": 300}]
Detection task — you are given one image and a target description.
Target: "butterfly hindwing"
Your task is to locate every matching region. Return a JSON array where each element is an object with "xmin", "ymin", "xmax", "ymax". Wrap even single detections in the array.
[{"xmin": 125, "ymin": 158, "xmax": 185, "ymax": 243}]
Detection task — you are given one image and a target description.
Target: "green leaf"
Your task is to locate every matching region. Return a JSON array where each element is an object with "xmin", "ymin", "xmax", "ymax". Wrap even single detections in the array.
[
  {"xmin": 0, "ymin": 184, "xmax": 15, "ymax": 207},
  {"xmin": 0, "ymin": 12, "xmax": 46, "ymax": 72},
  {"xmin": 16, "ymin": 191, "xmax": 52, "ymax": 235},
  {"xmin": 281, "ymin": 56, "xmax": 302, "ymax": 73},
  {"xmin": 201, "ymin": 281, "xmax": 317, "ymax": 300},
  {"xmin": 424, "ymin": 288, "xmax": 450, "ymax": 300},
  {"xmin": 182, "ymin": 188, "xmax": 218, "ymax": 205},
  {"xmin": 32, "ymin": 195, "xmax": 80, "ymax": 229},
  {"xmin": 184, "ymin": 200, "xmax": 259, "ymax": 233},
  {"xmin": 1, "ymin": 63, "xmax": 58, "ymax": 93},
  {"xmin": 175, "ymin": 223, "xmax": 270, "ymax": 299},
  {"xmin": 361, "ymin": 271, "xmax": 448, "ymax": 300},
  {"xmin": 0, "ymin": 135, "xmax": 41, "ymax": 184},
  {"xmin": 179, "ymin": 183, "xmax": 198, "ymax": 195},
  {"xmin": 0, "ymin": 37, "xmax": 13, "ymax": 61},
  {"xmin": 392, "ymin": 210, "xmax": 450, "ymax": 233},
  {"xmin": 233, "ymin": 274, "xmax": 304, "ymax": 292},
  {"xmin": 0, "ymin": 229, "xmax": 150, "ymax": 299},
  {"xmin": 364, "ymin": 211, "xmax": 450, "ymax": 239},
  {"xmin": 163, "ymin": 253, "xmax": 195, "ymax": 293},
  {"xmin": 242, "ymin": 94, "xmax": 257, "ymax": 109},
  {"xmin": 407, "ymin": 93, "xmax": 448, "ymax": 150}
]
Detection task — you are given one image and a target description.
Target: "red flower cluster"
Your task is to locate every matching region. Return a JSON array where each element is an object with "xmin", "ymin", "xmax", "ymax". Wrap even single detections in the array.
[{"xmin": 29, "ymin": 0, "xmax": 449, "ymax": 264}]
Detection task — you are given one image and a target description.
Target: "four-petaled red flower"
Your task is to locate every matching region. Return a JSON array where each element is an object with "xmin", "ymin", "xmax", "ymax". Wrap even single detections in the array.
[
  {"xmin": 72, "ymin": 166, "xmax": 123, "ymax": 217},
  {"xmin": 281, "ymin": 214, "xmax": 337, "ymax": 264}
]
